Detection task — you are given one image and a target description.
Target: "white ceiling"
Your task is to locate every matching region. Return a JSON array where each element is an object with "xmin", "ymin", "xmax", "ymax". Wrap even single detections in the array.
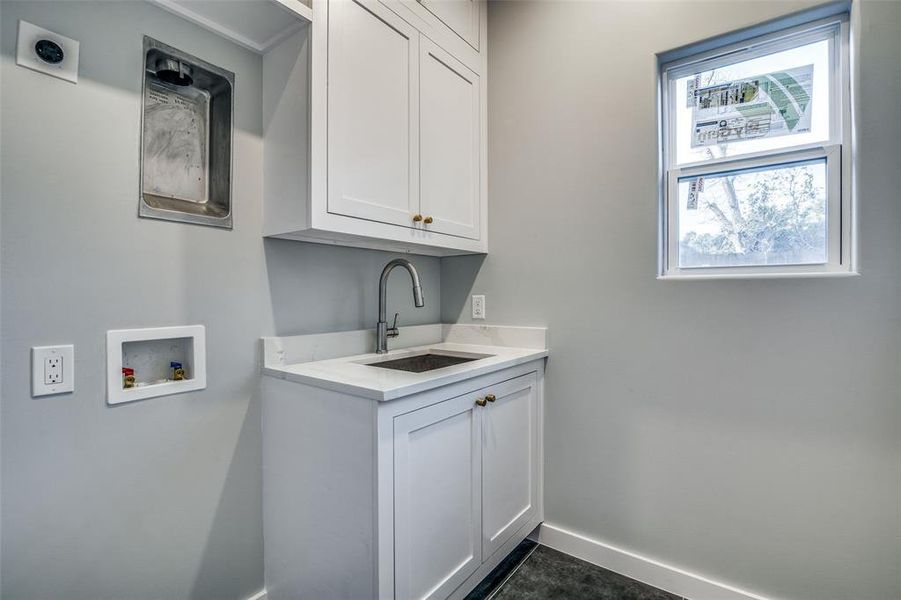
[{"xmin": 148, "ymin": 0, "xmax": 311, "ymax": 54}]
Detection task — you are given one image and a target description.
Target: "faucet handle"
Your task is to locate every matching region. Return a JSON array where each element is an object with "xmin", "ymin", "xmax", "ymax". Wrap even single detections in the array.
[{"xmin": 387, "ymin": 313, "xmax": 400, "ymax": 338}]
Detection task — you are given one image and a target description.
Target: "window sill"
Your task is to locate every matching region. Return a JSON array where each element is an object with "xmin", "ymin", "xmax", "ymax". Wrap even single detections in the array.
[{"xmin": 657, "ymin": 270, "xmax": 860, "ymax": 281}]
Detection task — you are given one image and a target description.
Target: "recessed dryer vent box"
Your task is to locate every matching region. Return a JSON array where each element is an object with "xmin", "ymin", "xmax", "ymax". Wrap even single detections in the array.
[
  {"xmin": 140, "ymin": 37, "xmax": 234, "ymax": 229},
  {"xmin": 107, "ymin": 325, "xmax": 206, "ymax": 405}
]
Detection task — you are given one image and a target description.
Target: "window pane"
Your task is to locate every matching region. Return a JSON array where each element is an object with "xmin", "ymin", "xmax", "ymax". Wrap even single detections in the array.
[
  {"xmin": 674, "ymin": 37, "xmax": 831, "ymax": 166},
  {"xmin": 678, "ymin": 159, "xmax": 827, "ymax": 268}
]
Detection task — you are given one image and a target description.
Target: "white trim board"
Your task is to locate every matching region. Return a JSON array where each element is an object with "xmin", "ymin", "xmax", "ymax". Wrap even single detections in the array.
[{"xmin": 532, "ymin": 523, "xmax": 772, "ymax": 600}]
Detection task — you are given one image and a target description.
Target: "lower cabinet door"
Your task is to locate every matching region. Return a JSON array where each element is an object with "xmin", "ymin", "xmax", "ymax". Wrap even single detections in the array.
[
  {"xmin": 394, "ymin": 393, "xmax": 482, "ymax": 599},
  {"xmin": 481, "ymin": 373, "xmax": 540, "ymax": 559}
]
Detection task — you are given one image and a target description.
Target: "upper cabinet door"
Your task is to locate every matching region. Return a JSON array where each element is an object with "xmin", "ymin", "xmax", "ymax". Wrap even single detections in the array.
[
  {"xmin": 419, "ymin": 0, "xmax": 480, "ymax": 50},
  {"xmin": 481, "ymin": 373, "xmax": 540, "ymax": 559},
  {"xmin": 394, "ymin": 392, "xmax": 482, "ymax": 600},
  {"xmin": 328, "ymin": 0, "xmax": 419, "ymax": 228},
  {"xmin": 419, "ymin": 38, "xmax": 481, "ymax": 240}
]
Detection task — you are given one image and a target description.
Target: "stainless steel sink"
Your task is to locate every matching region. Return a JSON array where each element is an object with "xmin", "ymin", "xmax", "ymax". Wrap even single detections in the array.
[{"xmin": 364, "ymin": 351, "xmax": 492, "ymax": 373}]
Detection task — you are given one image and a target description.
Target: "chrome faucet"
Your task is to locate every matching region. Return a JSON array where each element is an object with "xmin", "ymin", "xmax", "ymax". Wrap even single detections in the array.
[{"xmin": 377, "ymin": 258, "xmax": 424, "ymax": 353}]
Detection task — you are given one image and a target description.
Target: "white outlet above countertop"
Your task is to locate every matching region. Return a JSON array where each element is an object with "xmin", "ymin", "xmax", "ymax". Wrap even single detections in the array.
[{"xmin": 472, "ymin": 294, "xmax": 486, "ymax": 319}]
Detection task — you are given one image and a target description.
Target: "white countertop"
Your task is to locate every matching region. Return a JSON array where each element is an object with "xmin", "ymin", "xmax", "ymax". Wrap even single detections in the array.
[{"xmin": 262, "ymin": 325, "xmax": 548, "ymax": 401}]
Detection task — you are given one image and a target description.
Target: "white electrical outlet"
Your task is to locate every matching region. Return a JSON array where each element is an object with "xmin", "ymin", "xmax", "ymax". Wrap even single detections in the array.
[
  {"xmin": 471, "ymin": 295, "xmax": 486, "ymax": 320},
  {"xmin": 32, "ymin": 345, "xmax": 74, "ymax": 397},
  {"xmin": 16, "ymin": 21, "xmax": 80, "ymax": 84}
]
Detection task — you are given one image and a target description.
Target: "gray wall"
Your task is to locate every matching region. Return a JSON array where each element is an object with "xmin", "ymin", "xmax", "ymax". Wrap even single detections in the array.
[
  {"xmin": 0, "ymin": 2, "xmax": 439, "ymax": 598},
  {"xmin": 442, "ymin": 1, "xmax": 901, "ymax": 599}
]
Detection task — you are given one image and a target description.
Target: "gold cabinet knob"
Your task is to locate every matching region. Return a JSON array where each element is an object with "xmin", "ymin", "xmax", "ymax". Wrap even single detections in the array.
[
  {"xmin": 485, "ymin": 394, "xmax": 496, "ymax": 403},
  {"xmin": 423, "ymin": 216, "xmax": 433, "ymax": 224},
  {"xmin": 412, "ymin": 214, "xmax": 423, "ymax": 222},
  {"xmin": 475, "ymin": 397, "xmax": 487, "ymax": 407}
]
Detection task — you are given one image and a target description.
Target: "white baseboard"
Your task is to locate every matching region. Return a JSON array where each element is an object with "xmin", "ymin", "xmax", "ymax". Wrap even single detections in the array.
[
  {"xmin": 245, "ymin": 589, "xmax": 266, "ymax": 600},
  {"xmin": 532, "ymin": 523, "xmax": 771, "ymax": 600}
]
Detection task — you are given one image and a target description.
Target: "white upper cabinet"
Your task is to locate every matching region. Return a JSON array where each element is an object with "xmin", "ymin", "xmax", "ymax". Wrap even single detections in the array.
[
  {"xmin": 419, "ymin": 37, "xmax": 480, "ymax": 239},
  {"xmin": 262, "ymin": 0, "xmax": 488, "ymax": 256},
  {"xmin": 327, "ymin": 0, "xmax": 419, "ymax": 228},
  {"xmin": 419, "ymin": 0, "xmax": 480, "ymax": 50}
]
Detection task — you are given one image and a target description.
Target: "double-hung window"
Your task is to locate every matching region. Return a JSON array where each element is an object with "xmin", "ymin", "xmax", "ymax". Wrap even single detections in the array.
[{"xmin": 659, "ymin": 12, "xmax": 853, "ymax": 278}]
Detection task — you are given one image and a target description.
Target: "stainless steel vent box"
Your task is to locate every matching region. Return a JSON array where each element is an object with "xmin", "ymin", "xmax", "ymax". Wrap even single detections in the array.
[{"xmin": 140, "ymin": 37, "xmax": 234, "ymax": 229}]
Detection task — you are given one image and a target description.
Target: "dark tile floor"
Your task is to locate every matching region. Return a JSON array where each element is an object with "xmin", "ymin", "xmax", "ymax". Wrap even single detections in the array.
[{"xmin": 467, "ymin": 540, "xmax": 686, "ymax": 600}]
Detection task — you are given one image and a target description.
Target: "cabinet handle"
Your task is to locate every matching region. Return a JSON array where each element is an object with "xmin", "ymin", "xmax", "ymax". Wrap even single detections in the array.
[
  {"xmin": 475, "ymin": 397, "xmax": 487, "ymax": 407},
  {"xmin": 485, "ymin": 394, "xmax": 496, "ymax": 403},
  {"xmin": 412, "ymin": 214, "xmax": 423, "ymax": 222},
  {"xmin": 423, "ymin": 216, "xmax": 433, "ymax": 224}
]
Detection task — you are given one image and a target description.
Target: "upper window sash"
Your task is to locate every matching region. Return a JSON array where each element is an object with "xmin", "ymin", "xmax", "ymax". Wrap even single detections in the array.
[{"xmin": 661, "ymin": 15, "xmax": 847, "ymax": 172}]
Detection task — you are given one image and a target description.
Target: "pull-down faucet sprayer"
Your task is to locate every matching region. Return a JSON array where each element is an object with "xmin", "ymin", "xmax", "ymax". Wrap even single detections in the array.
[{"xmin": 376, "ymin": 258, "xmax": 424, "ymax": 354}]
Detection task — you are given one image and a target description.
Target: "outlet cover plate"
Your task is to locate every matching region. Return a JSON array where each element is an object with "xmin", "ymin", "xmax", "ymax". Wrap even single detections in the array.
[
  {"xmin": 472, "ymin": 295, "xmax": 486, "ymax": 320},
  {"xmin": 16, "ymin": 20, "xmax": 79, "ymax": 83},
  {"xmin": 32, "ymin": 345, "xmax": 75, "ymax": 396}
]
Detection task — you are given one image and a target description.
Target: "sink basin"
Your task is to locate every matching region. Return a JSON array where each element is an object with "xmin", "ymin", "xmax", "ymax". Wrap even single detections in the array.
[{"xmin": 364, "ymin": 351, "xmax": 492, "ymax": 373}]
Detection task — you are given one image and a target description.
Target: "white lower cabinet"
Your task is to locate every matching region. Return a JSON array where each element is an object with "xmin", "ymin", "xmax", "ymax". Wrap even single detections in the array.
[
  {"xmin": 263, "ymin": 361, "xmax": 544, "ymax": 600},
  {"xmin": 394, "ymin": 372, "xmax": 540, "ymax": 599}
]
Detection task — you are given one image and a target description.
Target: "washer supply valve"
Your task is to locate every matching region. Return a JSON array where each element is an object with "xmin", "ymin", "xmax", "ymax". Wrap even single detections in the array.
[
  {"xmin": 170, "ymin": 362, "xmax": 185, "ymax": 381},
  {"xmin": 122, "ymin": 368, "xmax": 136, "ymax": 389}
]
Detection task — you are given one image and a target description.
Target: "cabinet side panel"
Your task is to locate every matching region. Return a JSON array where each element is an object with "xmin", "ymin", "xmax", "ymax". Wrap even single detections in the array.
[
  {"xmin": 263, "ymin": 27, "xmax": 311, "ymax": 235},
  {"xmin": 262, "ymin": 377, "xmax": 375, "ymax": 599}
]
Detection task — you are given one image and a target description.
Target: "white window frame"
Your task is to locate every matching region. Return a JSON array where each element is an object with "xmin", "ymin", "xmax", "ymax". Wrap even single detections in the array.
[{"xmin": 658, "ymin": 14, "xmax": 854, "ymax": 279}]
